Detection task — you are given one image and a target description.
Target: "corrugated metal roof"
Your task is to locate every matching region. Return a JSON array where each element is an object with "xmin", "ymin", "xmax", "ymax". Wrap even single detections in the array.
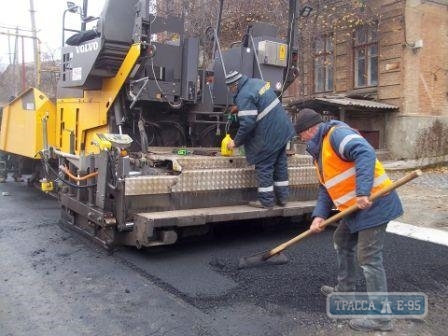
[{"xmin": 316, "ymin": 97, "xmax": 398, "ymax": 110}]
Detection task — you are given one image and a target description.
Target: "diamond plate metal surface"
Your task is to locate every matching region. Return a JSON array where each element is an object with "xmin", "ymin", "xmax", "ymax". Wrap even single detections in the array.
[
  {"xmin": 125, "ymin": 155, "xmax": 318, "ymax": 196},
  {"xmin": 125, "ymin": 175, "xmax": 178, "ymax": 195},
  {"xmin": 147, "ymin": 151, "xmax": 314, "ymax": 170}
]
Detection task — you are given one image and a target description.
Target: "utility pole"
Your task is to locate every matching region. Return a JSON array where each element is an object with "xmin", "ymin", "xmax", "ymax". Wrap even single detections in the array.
[
  {"xmin": 81, "ymin": 0, "xmax": 89, "ymax": 31},
  {"xmin": 13, "ymin": 27, "xmax": 19, "ymax": 97},
  {"xmin": 29, "ymin": 0, "xmax": 40, "ymax": 87},
  {"xmin": 1, "ymin": 30, "xmax": 42, "ymax": 93}
]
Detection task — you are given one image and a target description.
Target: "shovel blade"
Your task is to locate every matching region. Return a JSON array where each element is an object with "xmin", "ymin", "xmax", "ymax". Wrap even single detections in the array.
[{"xmin": 237, "ymin": 251, "xmax": 289, "ymax": 269}]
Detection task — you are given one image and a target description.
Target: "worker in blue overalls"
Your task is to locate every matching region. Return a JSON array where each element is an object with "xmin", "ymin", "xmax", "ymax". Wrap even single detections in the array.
[{"xmin": 225, "ymin": 71, "xmax": 295, "ymax": 209}]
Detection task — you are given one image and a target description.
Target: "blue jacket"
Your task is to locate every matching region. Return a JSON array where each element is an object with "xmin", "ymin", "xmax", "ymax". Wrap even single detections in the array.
[
  {"xmin": 232, "ymin": 75, "xmax": 295, "ymax": 165},
  {"xmin": 306, "ymin": 120, "xmax": 403, "ymax": 233}
]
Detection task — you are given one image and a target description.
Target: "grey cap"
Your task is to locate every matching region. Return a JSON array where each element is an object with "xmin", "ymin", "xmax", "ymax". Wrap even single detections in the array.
[
  {"xmin": 225, "ymin": 70, "xmax": 242, "ymax": 85},
  {"xmin": 295, "ymin": 108, "xmax": 322, "ymax": 133}
]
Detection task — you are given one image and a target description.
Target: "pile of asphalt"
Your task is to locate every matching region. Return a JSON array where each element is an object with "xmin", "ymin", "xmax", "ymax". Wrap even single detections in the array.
[{"xmin": 171, "ymin": 219, "xmax": 339, "ymax": 327}]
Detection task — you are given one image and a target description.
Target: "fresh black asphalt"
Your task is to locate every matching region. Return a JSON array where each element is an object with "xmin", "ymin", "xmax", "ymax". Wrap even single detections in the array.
[{"xmin": 117, "ymin": 218, "xmax": 448, "ymax": 319}]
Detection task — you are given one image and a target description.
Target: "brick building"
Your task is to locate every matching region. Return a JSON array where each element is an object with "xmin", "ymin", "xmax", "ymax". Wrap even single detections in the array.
[{"xmin": 286, "ymin": 0, "xmax": 448, "ymax": 160}]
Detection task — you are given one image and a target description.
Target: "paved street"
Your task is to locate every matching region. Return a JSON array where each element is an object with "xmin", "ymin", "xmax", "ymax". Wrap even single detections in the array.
[
  {"xmin": 389, "ymin": 167, "xmax": 448, "ymax": 232},
  {"xmin": 1, "ymin": 168, "xmax": 447, "ymax": 336}
]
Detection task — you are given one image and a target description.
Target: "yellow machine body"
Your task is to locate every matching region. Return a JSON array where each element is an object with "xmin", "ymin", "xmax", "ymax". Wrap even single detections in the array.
[
  {"xmin": 0, "ymin": 88, "xmax": 57, "ymax": 159},
  {"xmin": 55, "ymin": 44, "xmax": 141, "ymax": 156},
  {"xmin": 0, "ymin": 44, "xmax": 140, "ymax": 160}
]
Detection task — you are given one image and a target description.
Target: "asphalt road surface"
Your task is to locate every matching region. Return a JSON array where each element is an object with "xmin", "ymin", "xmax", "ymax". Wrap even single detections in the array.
[{"xmin": 1, "ymin": 180, "xmax": 447, "ymax": 336}]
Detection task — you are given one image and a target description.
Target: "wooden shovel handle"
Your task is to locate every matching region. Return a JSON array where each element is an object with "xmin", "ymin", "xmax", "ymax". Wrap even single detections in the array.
[{"xmin": 266, "ymin": 169, "xmax": 422, "ymax": 258}]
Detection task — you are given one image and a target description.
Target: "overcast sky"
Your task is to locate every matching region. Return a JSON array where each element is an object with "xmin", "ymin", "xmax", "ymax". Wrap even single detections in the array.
[{"xmin": 0, "ymin": 0, "xmax": 104, "ymax": 69}]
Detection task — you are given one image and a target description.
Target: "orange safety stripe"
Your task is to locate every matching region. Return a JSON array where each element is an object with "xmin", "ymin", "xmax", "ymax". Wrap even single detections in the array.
[{"xmin": 314, "ymin": 127, "xmax": 392, "ymax": 211}]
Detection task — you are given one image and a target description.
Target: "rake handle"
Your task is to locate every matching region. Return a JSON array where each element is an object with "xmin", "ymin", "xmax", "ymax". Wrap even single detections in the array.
[{"xmin": 264, "ymin": 169, "xmax": 422, "ymax": 259}]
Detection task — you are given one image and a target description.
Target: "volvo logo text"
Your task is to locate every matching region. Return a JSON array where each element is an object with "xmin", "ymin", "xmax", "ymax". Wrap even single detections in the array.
[{"xmin": 75, "ymin": 41, "xmax": 99, "ymax": 54}]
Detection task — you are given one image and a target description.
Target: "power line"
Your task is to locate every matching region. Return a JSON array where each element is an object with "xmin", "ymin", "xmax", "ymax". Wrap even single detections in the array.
[{"xmin": 0, "ymin": 24, "xmax": 35, "ymax": 33}]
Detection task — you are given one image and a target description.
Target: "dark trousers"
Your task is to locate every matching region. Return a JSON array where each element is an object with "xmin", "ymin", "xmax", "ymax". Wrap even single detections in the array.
[
  {"xmin": 255, "ymin": 146, "xmax": 289, "ymax": 207},
  {"xmin": 333, "ymin": 221, "xmax": 388, "ymax": 294}
]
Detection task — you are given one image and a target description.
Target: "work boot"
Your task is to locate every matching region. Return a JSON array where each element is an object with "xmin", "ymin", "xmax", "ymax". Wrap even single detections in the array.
[
  {"xmin": 349, "ymin": 318, "xmax": 393, "ymax": 332},
  {"xmin": 248, "ymin": 200, "xmax": 273, "ymax": 210},
  {"xmin": 321, "ymin": 285, "xmax": 355, "ymax": 303},
  {"xmin": 276, "ymin": 200, "xmax": 287, "ymax": 207},
  {"xmin": 320, "ymin": 285, "xmax": 335, "ymax": 297}
]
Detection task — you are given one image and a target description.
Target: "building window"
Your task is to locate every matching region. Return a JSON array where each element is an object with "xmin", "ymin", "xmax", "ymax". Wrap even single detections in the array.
[
  {"xmin": 354, "ymin": 25, "xmax": 378, "ymax": 88},
  {"xmin": 314, "ymin": 35, "xmax": 334, "ymax": 93}
]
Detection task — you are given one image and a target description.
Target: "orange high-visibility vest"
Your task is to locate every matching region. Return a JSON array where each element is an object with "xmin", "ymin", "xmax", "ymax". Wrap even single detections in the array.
[{"xmin": 315, "ymin": 127, "xmax": 392, "ymax": 211}]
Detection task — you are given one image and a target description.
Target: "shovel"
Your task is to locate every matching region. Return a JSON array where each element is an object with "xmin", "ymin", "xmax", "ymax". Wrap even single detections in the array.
[{"xmin": 238, "ymin": 169, "xmax": 422, "ymax": 269}]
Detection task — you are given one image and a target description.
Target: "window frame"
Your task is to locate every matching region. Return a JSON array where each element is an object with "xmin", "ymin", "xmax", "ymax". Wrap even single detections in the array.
[
  {"xmin": 353, "ymin": 24, "xmax": 379, "ymax": 88},
  {"xmin": 313, "ymin": 34, "xmax": 334, "ymax": 94}
]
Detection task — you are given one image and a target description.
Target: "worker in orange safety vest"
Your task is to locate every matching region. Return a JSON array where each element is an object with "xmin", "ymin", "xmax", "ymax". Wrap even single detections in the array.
[{"xmin": 295, "ymin": 108, "xmax": 403, "ymax": 333}]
